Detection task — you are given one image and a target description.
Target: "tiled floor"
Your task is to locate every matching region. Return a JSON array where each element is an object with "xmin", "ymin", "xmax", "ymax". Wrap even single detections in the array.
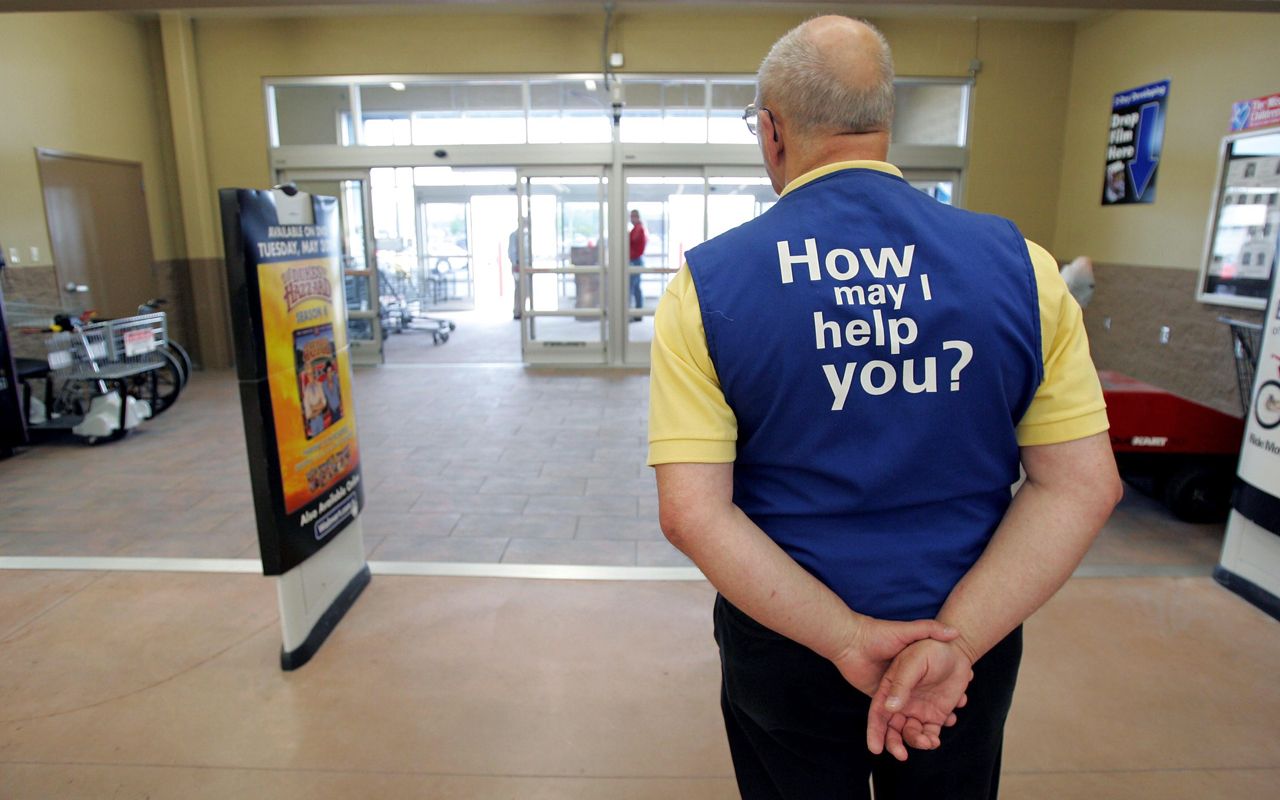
[
  {"xmin": 382, "ymin": 309, "xmax": 522, "ymax": 364},
  {"xmin": 0, "ymin": 358, "xmax": 673, "ymax": 567},
  {"xmin": 0, "ymin": 329, "xmax": 1229, "ymax": 573}
]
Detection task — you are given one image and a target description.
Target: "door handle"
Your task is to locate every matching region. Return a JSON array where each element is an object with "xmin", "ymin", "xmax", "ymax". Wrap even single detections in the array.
[{"xmin": 65, "ymin": 282, "xmax": 89, "ymax": 293}]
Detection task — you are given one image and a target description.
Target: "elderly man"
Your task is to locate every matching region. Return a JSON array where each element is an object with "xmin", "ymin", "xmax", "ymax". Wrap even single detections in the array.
[{"xmin": 648, "ymin": 16, "xmax": 1121, "ymax": 799}]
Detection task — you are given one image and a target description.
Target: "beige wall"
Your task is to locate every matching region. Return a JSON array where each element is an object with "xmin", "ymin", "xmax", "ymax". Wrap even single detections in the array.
[
  {"xmin": 1050, "ymin": 10, "xmax": 1280, "ymax": 412},
  {"xmin": 0, "ymin": 12, "xmax": 180, "ymax": 268},
  {"xmin": 192, "ymin": 10, "xmax": 1071, "ymax": 251},
  {"xmin": 1053, "ymin": 10, "xmax": 1280, "ymax": 269},
  {"xmin": 966, "ymin": 20, "xmax": 1075, "ymax": 246},
  {"xmin": 5, "ymin": 8, "xmax": 1273, "ymax": 275}
]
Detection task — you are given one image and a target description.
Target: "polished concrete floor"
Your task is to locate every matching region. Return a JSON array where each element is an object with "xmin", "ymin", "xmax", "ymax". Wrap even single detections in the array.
[
  {"xmin": 1, "ymin": 314, "xmax": 1276, "ymax": 797},
  {"xmin": 0, "ymin": 571, "xmax": 1276, "ymax": 798}
]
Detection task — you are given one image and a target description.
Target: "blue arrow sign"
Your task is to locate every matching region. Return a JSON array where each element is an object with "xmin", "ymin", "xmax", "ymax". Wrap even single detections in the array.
[
  {"xmin": 1128, "ymin": 102, "xmax": 1161, "ymax": 199},
  {"xmin": 1103, "ymin": 79, "xmax": 1169, "ymax": 206}
]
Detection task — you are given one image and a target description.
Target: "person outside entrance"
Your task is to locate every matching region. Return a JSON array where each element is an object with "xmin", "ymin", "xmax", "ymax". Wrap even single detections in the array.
[{"xmin": 629, "ymin": 209, "xmax": 647, "ymax": 314}]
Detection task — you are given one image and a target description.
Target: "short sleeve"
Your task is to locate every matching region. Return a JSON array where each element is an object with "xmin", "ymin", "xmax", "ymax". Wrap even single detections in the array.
[
  {"xmin": 647, "ymin": 265, "xmax": 738, "ymax": 465},
  {"xmin": 1015, "ymin": 241, "xmax": 1110, "ymax": 446}
]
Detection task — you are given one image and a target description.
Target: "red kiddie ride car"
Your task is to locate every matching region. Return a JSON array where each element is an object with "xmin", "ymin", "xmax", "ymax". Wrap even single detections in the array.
[{"xmin": 1101, "ymin": 370, "xmax": 1245, "ymax": 522}]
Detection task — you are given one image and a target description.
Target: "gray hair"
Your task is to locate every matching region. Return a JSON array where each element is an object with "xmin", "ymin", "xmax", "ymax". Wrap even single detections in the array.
[{"xmin": 757, "ymin": 18, "xmax": 895, "ymax": 136}]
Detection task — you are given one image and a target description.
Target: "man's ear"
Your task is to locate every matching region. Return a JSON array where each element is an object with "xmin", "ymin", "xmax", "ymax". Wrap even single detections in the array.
[
  {"xmin": 762, "ymin": 107, "xmax": 780, "ymax": 143},
  {"xmin": 760, "ymin": 110, "xmax": 784, "ymax": 174}
]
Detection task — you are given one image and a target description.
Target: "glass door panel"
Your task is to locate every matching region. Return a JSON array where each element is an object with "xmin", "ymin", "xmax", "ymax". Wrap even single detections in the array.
[
  {"xmin": 708, "ymin": 175, "xmax": 776, "ymax": 236},
  {"xmin": 622, "ymin": 172, "xmax": 703, "ymax": 365},
  {"xmin": 622, "ymin": 168, "xmax": 775, "ymax": 365},
  {"xmin": 902, "ymin": 169, "xmax": 961, "ymax": 206},
  {"xmin": 518, "ymin": 171, "xmax": 608, "ymax": 364},
  {"xmin": 417, "ymin": 201, "xmax": 474, "ymax": 310}
]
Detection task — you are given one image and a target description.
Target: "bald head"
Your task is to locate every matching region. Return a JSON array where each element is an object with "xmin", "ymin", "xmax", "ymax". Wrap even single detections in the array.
[{"xmin": 757, "ymin": 16, "xmax": 895, "ymax": 137}]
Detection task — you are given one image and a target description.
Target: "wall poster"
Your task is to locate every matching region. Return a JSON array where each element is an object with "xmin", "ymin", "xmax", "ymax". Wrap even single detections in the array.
[
  {"xmin": 1101, "ymin": 79, "xmax": 1169, "ymax": 206},
  {"xmin": 1198, "ymin": 128, "xmax": 1280, "ymax": 309},
  {"xmin": 221, "ymin": 189, "xmax": 364, "ymax": 575},
  {"xmin": 1231, "ymin": 92, "xmax": 1280, "ymax": 133}
]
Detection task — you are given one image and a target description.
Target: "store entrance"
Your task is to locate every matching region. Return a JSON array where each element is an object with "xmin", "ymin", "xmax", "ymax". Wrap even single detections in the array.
[
  {"xmin": 366, "ymin": 167, "xmax": 524, "ymax": 363},
  {"xmin": 319, "ymin": 165, "xmax": 617, "ymax": 366},
  {"xmin": 286, "ymin": 164, "xmax": 956, "ymax": 368}
]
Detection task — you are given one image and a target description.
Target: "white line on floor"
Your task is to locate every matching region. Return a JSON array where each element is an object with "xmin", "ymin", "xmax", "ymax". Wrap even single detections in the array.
[
  {"xmin": 0, "ymin": 556, "xmax": 707, "ymax": 581},
  {"xmin": 0, "ymin": 556, "xmax": 1213, "ymax": 581}
]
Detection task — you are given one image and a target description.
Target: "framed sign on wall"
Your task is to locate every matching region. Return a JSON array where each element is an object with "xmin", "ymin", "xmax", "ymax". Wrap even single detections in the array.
[{"xmin": 1198, "ymin": 128, "xmax": 1280, "ymax": 309}]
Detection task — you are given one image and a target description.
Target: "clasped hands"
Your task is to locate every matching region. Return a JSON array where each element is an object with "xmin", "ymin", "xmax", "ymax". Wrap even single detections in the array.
[{"xmin": 831, "ymin": 617, "xmax": 976, "ymax": 762}]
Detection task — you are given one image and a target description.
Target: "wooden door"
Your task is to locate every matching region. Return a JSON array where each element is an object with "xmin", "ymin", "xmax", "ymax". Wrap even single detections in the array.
[{"xmin": 37, "ymin": 150, "xmax": 157, "ymax": 318}]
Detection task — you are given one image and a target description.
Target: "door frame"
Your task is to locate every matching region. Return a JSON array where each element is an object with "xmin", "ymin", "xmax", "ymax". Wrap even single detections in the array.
[
  {"xmin": 36, "ymin": 148, "xmax": 158, "ymax": 317},
  {"xmin": 516, "ymin": 166, "xmax": 610, "ymax": 366}
]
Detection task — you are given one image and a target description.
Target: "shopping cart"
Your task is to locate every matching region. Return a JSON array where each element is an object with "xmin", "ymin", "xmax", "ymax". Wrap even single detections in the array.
[
  {"xmin": 6, "ymin": 303, "xmax": 170, "ymax": 443},
  {"xmin": 1220, "ymin": 316, "xmax": 1264, "ymax": 415}
]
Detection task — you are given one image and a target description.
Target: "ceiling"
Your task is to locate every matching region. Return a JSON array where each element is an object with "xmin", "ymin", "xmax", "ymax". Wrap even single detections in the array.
[{"xmin": 1, "ymin": 0, "xmax": 1277, "ymax": 19}]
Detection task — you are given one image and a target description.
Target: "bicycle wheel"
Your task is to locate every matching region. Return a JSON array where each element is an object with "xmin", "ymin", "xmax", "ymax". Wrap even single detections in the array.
[
  {"xmin": 132, "ymin": 350, "xmax": 183, "ymax": 417},
  {"xmin": 164, "ymin": 341, "xmax": 193, "ymax": 387},
  {"xmin": 53, "ymin": 377, "xmax": 94, "ymax": 419}
]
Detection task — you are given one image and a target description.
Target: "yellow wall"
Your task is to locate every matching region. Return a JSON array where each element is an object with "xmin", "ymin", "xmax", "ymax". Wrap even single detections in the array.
[
  {"xmin": 0, "ymin": 12, "xmax": 180, "ymax": 266},
  {"xmin": 1053, "ymin": 10, "xmax": 1280, "ymax": 269},
  {"xmin": 192, "ymin": 10, "xmax": 1071, "ymax": 249},
  {"xmin": 967, "ymin": 20, "xmax": 1075, "ymax": 245},
  {"xmin": 22, "ymin": 8, "xmax": 1259, "ymax": 274}
]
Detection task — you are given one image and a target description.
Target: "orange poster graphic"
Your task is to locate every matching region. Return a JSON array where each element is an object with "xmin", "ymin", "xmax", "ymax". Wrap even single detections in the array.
[{"xmin": 258, "ymin": 258, "xmax": 361, "ymax": 514}]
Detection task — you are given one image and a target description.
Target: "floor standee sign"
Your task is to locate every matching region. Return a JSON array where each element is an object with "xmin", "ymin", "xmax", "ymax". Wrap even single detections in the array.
[{"xmin": 220, "ymin": 186, "xmax": 370, "ymax": 670}]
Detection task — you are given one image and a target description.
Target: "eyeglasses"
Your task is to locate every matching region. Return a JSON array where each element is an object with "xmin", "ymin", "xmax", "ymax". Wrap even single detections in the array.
[{"xmin": 743, "ymin": 103, "xmax": 773, "ymax": 136}]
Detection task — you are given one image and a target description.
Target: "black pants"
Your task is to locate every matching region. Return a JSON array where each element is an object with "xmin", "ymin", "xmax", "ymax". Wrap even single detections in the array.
[{"xmin": 714, "ymin": 595, "xmax": 1023, "ymax": 800}]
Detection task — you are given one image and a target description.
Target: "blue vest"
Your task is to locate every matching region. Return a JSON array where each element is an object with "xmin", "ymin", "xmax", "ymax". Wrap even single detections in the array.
[{"xmin": 686, "ymin": 167, "xmax": 1042, "ymax": 620}]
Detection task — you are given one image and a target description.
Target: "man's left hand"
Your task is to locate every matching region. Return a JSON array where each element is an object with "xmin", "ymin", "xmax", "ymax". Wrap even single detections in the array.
[{"xmin": 866, "ymin": 638, "xmax": 975, "ymax": 761}]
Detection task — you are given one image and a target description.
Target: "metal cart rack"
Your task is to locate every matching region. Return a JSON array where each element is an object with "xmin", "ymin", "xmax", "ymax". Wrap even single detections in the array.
[
  {"xmin": 1220, "ymin": 316, "xmax": 1264, "ymax": 414},
  {"xmin": 7, "ymin": 303, "xmax": 169, "ymax": 443}
]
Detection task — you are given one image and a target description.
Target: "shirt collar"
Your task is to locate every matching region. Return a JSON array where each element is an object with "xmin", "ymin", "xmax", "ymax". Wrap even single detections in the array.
[{"xmin": 779, "ymin": 160, "xmax": 903, "ymax": 198}]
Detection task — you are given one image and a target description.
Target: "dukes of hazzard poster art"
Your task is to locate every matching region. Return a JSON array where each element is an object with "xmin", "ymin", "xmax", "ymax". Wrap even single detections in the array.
[
  {"xmin": 262, "ymin": 260, "xmax": 358, "ymax": 516},
  {"xmin": 221, "ymin": 189, "xmax": 363, "ymax": 575}
]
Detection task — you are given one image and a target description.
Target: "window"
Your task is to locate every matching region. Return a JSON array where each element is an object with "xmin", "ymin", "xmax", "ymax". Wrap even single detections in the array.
[
  {"xmin": 271, "ymin": 85, "xmax": 352, "ymax": 146},
  {"xmin": 529, "ymin": 80, "xmax": 611, "ymax": 143},
  {"xmin": 709, "ymin": 81, "xmax": 757, "ymax": 144},
  {"xmin": 892, "ymin": 83, "xmax": 969, "ymax": 146},
  {"xmin": 619, "ymin": 80, "xmax": 707, "ymax": 143},
  {"xmin": 269, "ymin": 76, "xmax": 972, "ymax": 149}
]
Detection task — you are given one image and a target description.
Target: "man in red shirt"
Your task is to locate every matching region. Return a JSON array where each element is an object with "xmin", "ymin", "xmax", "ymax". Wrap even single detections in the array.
[{"xmin": 629, "ymin": 209, "xmax": 647, "ymax": 312}]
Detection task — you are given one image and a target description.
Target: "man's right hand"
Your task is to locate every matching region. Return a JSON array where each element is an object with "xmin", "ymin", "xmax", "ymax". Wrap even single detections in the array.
[
  {"xmin": 865, "ymin": 638, "xmax": 975, "ymax": 761},
  {"xmin": 830, "ymin": 617, "xmax": 960, "ymax": 697}
]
